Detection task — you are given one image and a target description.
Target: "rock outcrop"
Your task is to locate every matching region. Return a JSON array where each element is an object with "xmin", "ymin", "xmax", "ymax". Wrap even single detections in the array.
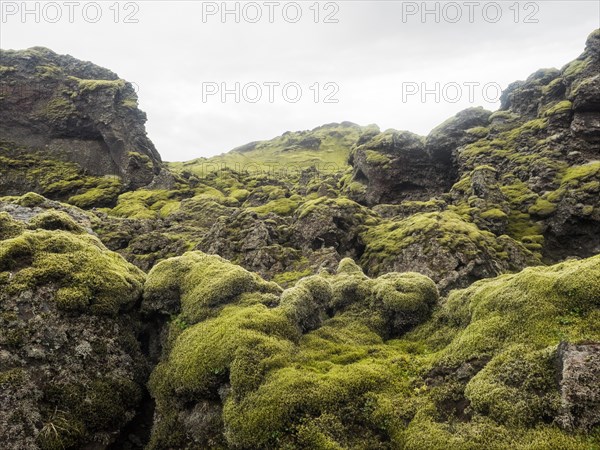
[
  {"xmin": 556, "ymin": 342, "xmax": 600, "ymax": 431},
  {"xmin": 0, "ymin": 47, "xmax": 162, "ymax": 191},
  {"xmin": 0, "ymin": 194, "xmax": 148, "ymax": 449}
]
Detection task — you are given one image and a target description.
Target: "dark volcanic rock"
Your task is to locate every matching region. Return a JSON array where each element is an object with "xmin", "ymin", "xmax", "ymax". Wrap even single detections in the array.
[
  {"xmin": 347, "ymin": 130, "xmax": 454, "ymax": 206},
  {"xmin": 0, "ymin": 47, "xmax": 162, "ymax": 189},
  {"xmin": 556, "ymin": 342, "xmax": 600, "ymax": 431},
  {"xmin": 425, "ymin": 107, "xmax": 492, "ymax": 165}
]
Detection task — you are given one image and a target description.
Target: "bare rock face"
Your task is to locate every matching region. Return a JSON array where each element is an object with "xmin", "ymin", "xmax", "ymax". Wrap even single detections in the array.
[
  {"xmin": 555, "ymin": 342, "xmax": 600, "ymax": 431},
  {"xmin": 425, "ymin": 106, "xmax": 492, "ymax": 166},
  {"xmin": 347, "ymin": 130, "xmax": 453, "ymax": 206},
  {"xmin": 345, "ymin": 107, "xmax": 491, "ymax": 207},
  {"xmin": 0, "ymin": 47, "xmax": 162, "ymax": 189}
]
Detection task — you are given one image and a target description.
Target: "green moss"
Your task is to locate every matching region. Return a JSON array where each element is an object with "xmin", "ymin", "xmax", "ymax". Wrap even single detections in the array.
[
  {"xmin": 40, "ymin": 377, "xmax": 141, "ymax": 449},
  {"xmin": 157, "ymin": 200, "xmax": 181, "ymax": 217},
  {"xmin": 249, "ymin": 197, "xmax": 300, "ymax": 216},
  {"xmin": 144, "ymin": 251, "xmax": 282, "ymax": 324},
  {"xmin": 562, "ymin": 58, "xmax": 589, "ymax": 78},
  {"xmin": 465, "ymin": 345, "xmax": 559, "ymax": 426},
  {"xmin": 414, "ymin": 255, "xmax": 600, "ymax": 364},
  {"xmin": 68, "ymin": 177, "xmax": 122, "ymax": 208},
  {"xmin": 35, "ymin": 64, "xmax": 63, "ymax": 78},
  {"xmin": 0, "ymin": 230, "xmax": 144, "ymax": 315},
  {"xmin": 0, "ymin": 212, "xmax": 24, "ymax": 240},
  {"xmin": 74, "ymin": 78, "xmax": 126, "ymax": 95},
  {"xmin": 480, "ymin": 208, "xmax": 508, "ymax": 220},
  {"xmin": 144, "ymin": 251, "xmax": 600, "ymax": 448},
  {"xmin": 168, "ymin": 122, "xmax": 366, "ymax": 177},
  {"xmin": 147, "ymin": 254, "xmax": 443, "ymax": 448},
  {"xmin": 121, "ymin": 98, "xmax": 138, "ymax": 109},
  {"xmin": 230, "ymin": 188, "xmax": 250, "ymax": 202},
  {"xmin": 150, "ymin": 304, "xmax": 298, "ymax": 402},
  {"xmin": 28, "ymin": 210, "xmax": 85, "ymax": 233},
  {"xmin": 528, "ymin": 198, "xmax": 557, "ymax": 218},
  {"xmin": 272, "ymin": 269, "xmax": 313, "ymax": 287},
  {"xmin": 0, "ymin": 368, "xmax": 26, "ymax": 387},
  {"xmin": 128, "ymin": 151, "xmax": 154, "ymax": 170},
  {"xmin": 465, "ymin": 126, "xmax": 489, "ymax": 138},
  {"xmin": 0, "ymin": 65, "xmax": 16, "ymax": 75},
  {"xmin": 542, "ymin": 100, "xmax": 572, "ymax": 117},
  {"xmin": 361, "ymin": 211, "xmax": 522, "ymax": 274},
  {"xmin": 364, "ymin": 150, "xmax": 391, "ymax": 166},
  {"xmin": 17, "ymin": 192, "xmax": 46, "ymax": 207},
  {"xmin": 41, "ymin": 96, "xmax": 77, "ymax": 122},
  {"xmin": 544, "ymin": 162, "xmax": 600, "ymax": 204},
  {"xmin": 109, "ymin": 189, "xmax": 172, "ymax": 219}
]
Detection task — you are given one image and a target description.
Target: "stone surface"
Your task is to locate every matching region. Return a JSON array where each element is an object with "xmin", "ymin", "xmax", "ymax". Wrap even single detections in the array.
[
  {"xmin": 556, "ymin": 342, "xmax": 600, "ymax": 431},
  {"xmin": 0, "ymin": 47, "xmax": 162, "ymax": 189}
]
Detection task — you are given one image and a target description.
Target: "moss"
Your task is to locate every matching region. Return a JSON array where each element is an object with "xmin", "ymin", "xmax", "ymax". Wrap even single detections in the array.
[
  {"xmin": 41, "ymin": 377, "xmax": 141, "ymax": 448},
  {"xmin": 360, "ymin": 211, "xmax": 523, "ymax": 275},
  {"xmin": 0, "ymin": 212, "xmax": 24, "ymax": 240},
  {"xmin": 528, "ymin": 198, "xmax": 557, "ymax": 218},
  {"xmin": 0, "ymin": 368, "xmax": 26, "ymax": 387},
  {"xmin": 28, "ymin": 210, "xmax": 85, "ymax": 233},
  {"xmin": 121, "ymin": 97, "xmax": 138, "ymax": 109},
  {"xmin": 0, "ymin": 65, "xmax": 16, "ymax": 75},
  {"xmin": 157, "ymin": 200, "xmax": 181, "ymax": 217},
  {"xmin": 582, "ymin": 205, "xmax": 594, "ymax": 216},
  {"xmin": 145, "ymin": 252, "xmax": 600, "ymax": 448},
  {"xmin": 562, "ymin": 58, "xmax": 589, "ymax": 78},
  {"xmin": 544, "ymin": 162, "xmax": 600, "ymax": 204},
  {"xmin": 465, "ymin": 126, "xmax": 489, "ymax": 138},
  {"xmin": 249, "ymin": 197, "xmax": 300, "ymax": 216},
  {"xmin": 109, "ymin": 189, "xmax": 173, "ymax": 219},
  {"xmin": 272, "ymin": 269, "xmax": 313, "ymax": 287},
  {"xmin": 68, "ymin": 177, "xmax": 123, "ymax": 208},
  {"xmin": 230, "ymin": 188, "xmax": 250, "ymax": 202},
  {"xmin": 74, "ymin": 78, "xmax": 126, "ymax": 95},
  {"xmin": 414, "ymin": 255, "xmax": 600, "ymax": 364},
  {"xmin": 128, "ymin": 151, "xmax": 154, "ymax": 170},
  {"xmin": 35, "ymin": 64, "xmax": 63, "ymax": 78},
  {"xmin": 41, "ymin": 96, "xmax": 77, "ymax": 122},
  {"xmin": 542, "ymin": 100, "xmax": 572, "ymax": 117},
  {"xmin": 364, "ymin": 150, "xmax": 391, "ymax": 167},
  {"xmin": 370, "ymin": 272, "xmax": 439, "ymax": 336},
  {"xmin": 150, "ymin": 303, "xmax": 297, "ymax": 398},
  {"xmin": 143, "ymin": 251, "xmax": 282, "ymax": 324},
  {"xmin": 464, "ymin": 345, "xmax": 560, "ymax": 426},
  {"xmin": 480, "ymin": 208, "xmax": 508, "ymax": 220},
  {"xmin": 17, "ymin": 192, "xmax": 46, "ymax": 207},
  {"xmin": 0, "ymin": 230, "xmax": 144, "ymax": 315},
  {"xmin": 168, "ymin": 122, "xmax": 366, "ymax": 177}
]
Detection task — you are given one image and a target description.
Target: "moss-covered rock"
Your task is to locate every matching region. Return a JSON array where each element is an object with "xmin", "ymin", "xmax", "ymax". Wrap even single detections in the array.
[
  {"xmin": 145, "ymin": 254, "xmax": 441, "ymax": 448},
  {"xmin": 361, "ymin": 211, "xmax": 540, "ymax": 292},
  {"xmin": 0, "ymin": 220, "xmax": 147, "ymax": 449},
  {"xmin": 144, "ymin": 247, "xmax": 600, "ymax": 449}
]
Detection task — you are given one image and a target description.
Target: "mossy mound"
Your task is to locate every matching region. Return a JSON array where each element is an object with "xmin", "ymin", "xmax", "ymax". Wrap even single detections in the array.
[
  {"xmin": 0, "ymin": 229, "xmax": 144, "ymax": 315},
  {"xmin": 145, "ymin": 252, "xmax": 600, "ymax": 448},
  {"xmin": 143, "ymin": 251, "xmax": 283, "ymax": 324},
  {"xmin": 146, "ymin": 255, "xmax": 440, "ymax": 448}
]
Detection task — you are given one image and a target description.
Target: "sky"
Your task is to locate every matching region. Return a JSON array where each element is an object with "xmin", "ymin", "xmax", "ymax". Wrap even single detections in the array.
[{"xmin": 1, "ymin": 1, "xmax": 598, "ymax": 161}]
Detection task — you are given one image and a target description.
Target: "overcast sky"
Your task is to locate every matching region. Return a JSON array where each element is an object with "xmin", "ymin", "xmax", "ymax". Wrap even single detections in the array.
[{"xmin": 1, "ymin": 1, "xmax": 598, "ymax": 161}]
